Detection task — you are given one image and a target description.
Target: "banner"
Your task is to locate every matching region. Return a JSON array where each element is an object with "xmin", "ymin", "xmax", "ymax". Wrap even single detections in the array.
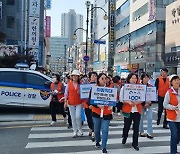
[
  {"xmin": 29, "ymin": 0, "xmax": 40, "ymax": 17},
  {"xmin": 46, "ymin": 16, "xmax": 51, "ymax": 37},
  {"xmin": 80, "ymin": 84, "xmax": 95, "ymax": 99},
  {"xmin": 28, "ymin": 17, "xmax": 39, "ymax": 48},
  {"xmin": 148, "ymin": 0, "xmax": 156, "ymax": 21},
  {"xmin": 123, "ymin": 84, "xmax": 147, "ymax": 102},
  {"xmin": 90, "ymin": 86, "xmax": 117, "ymax": 106},
  {"xmin": 146, "ymin": 87, "xmax": 157, "ymax": 101}
]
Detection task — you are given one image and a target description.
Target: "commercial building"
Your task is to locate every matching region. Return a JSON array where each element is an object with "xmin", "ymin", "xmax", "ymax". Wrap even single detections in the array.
[
  {"xmin": 49, "ymin": 37, "xmax": 68, "ymax": 73},
  {"xmin": 61, "ymin": 9, "xmax": 83, "ymax": 47},
  {"xmin": 0, "ymin": 0, "xmax": 45, "ymax": 66},
  {"xmin": 114, "ymin": 0, "xmax": 176, "ymax": 78},
  {"xmin": 165, "ymin": 0, "xmax": 180, "ymax": 75}
]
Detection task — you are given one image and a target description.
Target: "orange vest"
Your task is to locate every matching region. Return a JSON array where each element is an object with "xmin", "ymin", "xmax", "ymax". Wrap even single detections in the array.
[
  {"xmin": 67, "ymin": 82, "xmax": 82, "ymax": 105},
  {"xmin": 122, "ymin": 103, "xmax": 142, "ymax": 114},
  {"xmin": 50, "ymin": 82, "xmax": 64, "ymax": 102},
  {"xmin": 83, "ymin": 99, "xmax": 89, "ymax": 109},
  {"xmin": 166, "ymin": 89, "xmax": 178, "ymax": 121},
  {"xmin": 158, "ymin": 76, "xmax": 169, "ymax": 97},
  {"xmin": 92, "ymin": 106, "xmax": 112, "ymax": 116}
]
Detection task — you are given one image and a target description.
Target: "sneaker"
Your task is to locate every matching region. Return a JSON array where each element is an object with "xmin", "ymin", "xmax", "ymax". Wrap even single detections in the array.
[
  {"xmin": 73, "ymin": 131, "xmax": 77, "ymax": 138},
  {"xmin": 132, "ymin": 145, "xmax": 139, "ymax": 151},
  {"xmin": 95, "ymin": 142, "xmax": 101, "ymax": 148},
  {"xmin": 117, "ymin": 112, "xmax": 121, "ymax": 116},
  {"xmin": 50, "ymin": 121, "xmax": 56, "ymax": 126},
  {"xmin": 102, "ymin": 148, "xmax": 108, "ymax": 154},
  {"xmin": 157, "ymin": 119, "xmax": 160, "ymax": 125},
  {"xmin": 64, "ymin": 117, "xmax": 67, "ymax": 123},
  {"xmin": 140, "ymin": 132, "xmax": 146, "ymax": 137},
  {"xmin": 147, "ymin": 133, "xmax": 154, "ymax": 139},
  {"xmin": 78, "ymin": 129, "xmax": 83, "ymax": 136},
  {"xmin": 67, "ymin": 125, "xmax": 72, "ymax": 129},
  {"xmin": 163, "ymin": 125, "xmax": 169, "ymax": 129},
  {"xmin": 91, "ymin": 132, "xmax": 95, "ymax": 142}
]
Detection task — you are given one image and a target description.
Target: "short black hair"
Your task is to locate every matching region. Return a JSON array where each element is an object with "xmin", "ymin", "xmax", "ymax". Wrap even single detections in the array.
[
  {"xmin": 141, "ymin": 73, "xmax": 150, "ymax": 81},
  {"xmin": 170, "ymin": 75, "xmax": 179, "ymax": 86},
  {"xmin": 97, "ymin": 73, "xmax": 107, "ymax": 86},
  {"xmin": 88, "ymin": 71, "xmax": 98, "ymax": 79},
  {"xmin": 55, "ymin": 74, "xmax": 60, "ymax": 81},
  {"xmin": 112, "ymin": 76, "xmax": 119, "ymax": 83},
  {"xmin": 114, "ymin": 75, "xmax": 120, "ymax": 81},
  {"xmin": 126, "ymin": 73, "xmax": 138, "ymax": 83},
  {"xmin": 161, "ymin": 67, "xmax": 168, "ymax": 72}
]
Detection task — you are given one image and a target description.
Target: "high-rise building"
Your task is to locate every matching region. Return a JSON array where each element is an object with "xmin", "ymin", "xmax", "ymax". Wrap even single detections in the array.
[
  {"xmin": 0, "ymin": 0, "xmax": 45, "ymax": 66},
  {"xmin": 61, "ymin": 9, "xmax": 83, "ymax": 47},
  {"xmin": 49, "ymin": 37, "xmax": 68, "ymax": 73},
  {"xmin": 115, "ymin": 0, "xmax": 176, "ymax": 77}
]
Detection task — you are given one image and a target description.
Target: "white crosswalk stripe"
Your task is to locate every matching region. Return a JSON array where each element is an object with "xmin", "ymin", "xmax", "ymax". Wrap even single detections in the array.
[{"xmin": 25, "ymin": 120, "xmax": 180, "ymax": 154}]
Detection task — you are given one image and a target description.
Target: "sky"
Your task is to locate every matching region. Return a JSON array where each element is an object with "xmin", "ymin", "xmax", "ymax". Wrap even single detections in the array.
[{"xmin": 47, "ymin": 0, "xmax": 93, "ymax": 37}]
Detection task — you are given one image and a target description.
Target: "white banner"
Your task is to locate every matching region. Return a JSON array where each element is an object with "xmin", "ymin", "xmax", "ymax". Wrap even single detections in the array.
[
  {"xmin": 123, "ymin": 84, "xmax": 147, "ymax": 102},
  {"xmin": 90, "ymin": 86, "xmax": 117, "ymax": 106},
  {"xmin": 80, "ymin": 84, "xmax": 95, "ymax": 99},
  {"xmin": 29, "ymin": 0, "xmax": 40, "ymax": 17},
  {"xmin": 28, "ymin": 17, "xmax": 39, "ymax": 48},
  {"xmin": 146, "ymin": 87, "xmax": 157, "ymax": 101},
  {"xmin": 148, "ymin": 0, "xmax": 156, "ymax": 21}
]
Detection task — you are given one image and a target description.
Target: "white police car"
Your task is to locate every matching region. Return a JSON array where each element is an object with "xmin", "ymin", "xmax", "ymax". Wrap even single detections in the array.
[{"xmin": 0, "ymin": 68, "xmax": 52, "ymax": 108}]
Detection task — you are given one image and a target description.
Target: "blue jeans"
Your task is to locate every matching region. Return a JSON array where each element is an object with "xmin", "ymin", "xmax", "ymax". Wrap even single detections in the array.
[
  {"xmin": 92, "ymin": 117, "xmax": 110, "ymax": 149},
  {"xmin": 169, "ymin": 121, "xmax": 180, "ymax": 154},
  {"xmin": 139, "ymin": 106, "xmax": 153, "ymax": 134}
]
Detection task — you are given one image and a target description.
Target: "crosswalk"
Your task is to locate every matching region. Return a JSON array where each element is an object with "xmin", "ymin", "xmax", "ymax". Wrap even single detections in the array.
[{"xmin": 25, "ymin": 120, "xmax": 179, "ymax": 154}]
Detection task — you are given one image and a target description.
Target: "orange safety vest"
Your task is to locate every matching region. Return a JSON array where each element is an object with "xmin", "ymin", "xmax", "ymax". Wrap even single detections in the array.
[
  {"xmin": 67, "ymin": 82, "xmax": 82, "ymax": 106},
  {"xmin": 166, "ymin": 89, "xmax": 178, "ymax": 121},
  {"xmin": 122, "ymin": 103, "xmax": 142, "ymax": 114},
  {"xmin": 92, "ymin": 106, "xmax": 112, "ymax": 116},
  {"xmin": 158, "ymin": 76, "xmax": 169, "ymax": 97},
  {"xmin": 50, "ymin": 82, "xmax": 64, "ymax": 102}
]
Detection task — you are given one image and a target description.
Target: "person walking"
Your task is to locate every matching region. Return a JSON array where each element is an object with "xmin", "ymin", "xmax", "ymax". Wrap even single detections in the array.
[
  {"xmin": 90, "ymin": 73, "xmax": 113, "ymax": 154},
  {"xmin": 139, "ymin": 73, "xmax": 154, "ymax": 139},
  {"xmin": 64, "ymin": 70, "xmax": 83, "ymax": 138},
  {"xmin": 50, "ymin": 74, "xmax": 66, "ymax": 126},
  {"xmin": 120, "ymin": 73, "xmax": 142, "ymax": 151},
  {"xmin": 163, "ymin": 75, "xmax": 180, "ymax": 154},
  {"xmin": 155, "ymin": 68, "xmax": 170, "ymax": 129}
]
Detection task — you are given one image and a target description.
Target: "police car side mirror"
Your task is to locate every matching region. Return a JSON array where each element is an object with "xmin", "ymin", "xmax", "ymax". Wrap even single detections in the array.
[{"xmin": 44, "ymin": 81, "xmax": 51, "ymax": 87}]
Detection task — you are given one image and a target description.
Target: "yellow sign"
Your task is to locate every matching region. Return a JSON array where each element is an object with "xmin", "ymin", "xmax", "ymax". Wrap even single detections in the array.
[{"xmin": 101, "ymin": 52, "xmax": 105, "ymax": 61}]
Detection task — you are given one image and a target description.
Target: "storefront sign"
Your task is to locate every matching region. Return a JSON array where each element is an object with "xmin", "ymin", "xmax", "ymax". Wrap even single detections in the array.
[{"xmin": 148, "ymin": 0, "xmax": 156, "ymax": 21}]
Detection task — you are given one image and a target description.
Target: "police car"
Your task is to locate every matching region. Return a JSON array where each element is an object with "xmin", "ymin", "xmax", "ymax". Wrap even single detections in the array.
[{"xmin": 0, "ymin": 68, "xmax": 52, "ymax": 108}]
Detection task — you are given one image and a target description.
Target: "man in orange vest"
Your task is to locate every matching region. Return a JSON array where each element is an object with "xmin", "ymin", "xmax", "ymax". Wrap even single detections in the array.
[{"xmin": 155, "ymin": 68, "xmax": 169, "ymax": 129}]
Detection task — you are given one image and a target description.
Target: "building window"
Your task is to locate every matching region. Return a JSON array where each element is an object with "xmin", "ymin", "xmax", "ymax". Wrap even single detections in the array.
[
  {"xmin": 132, "ymin": 2, "xmax": 148, "ymax": 21},
  {"xmin": 116, "ymin": 0, "xmax": 130, "ymax": 16},
  {"xmin": 6, "ymin": 0, "xmax": 15, "ymax": 5},
  {"xmin": 7, "ymin": 16, "xmax": 15, "ymax": 28}
]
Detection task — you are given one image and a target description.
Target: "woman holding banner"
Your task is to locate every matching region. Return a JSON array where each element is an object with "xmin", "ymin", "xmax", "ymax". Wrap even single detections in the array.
[
  {"xmin": 90, "ymin": 73, "xmax": 113, "ymax": 154},
  {"xmin": 163, "ymin": 75, "xmax": 180, "ymax": 154},
  {"xmin": 120, "ymin": 73, "xmax": 142, "ymax": 151},
  {"xmin": 64, "ymin": 70, "xmax": 83, "ymax": 138},
  {"xmin": 139, "ymin": 73, "xmax": 154, "ymax": 139}
]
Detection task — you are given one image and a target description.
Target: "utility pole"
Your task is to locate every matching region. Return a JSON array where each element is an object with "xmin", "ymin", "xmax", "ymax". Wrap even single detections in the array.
[{"xmin": 64, "ymin": 44, "xmax": 67, "ymax": 72}]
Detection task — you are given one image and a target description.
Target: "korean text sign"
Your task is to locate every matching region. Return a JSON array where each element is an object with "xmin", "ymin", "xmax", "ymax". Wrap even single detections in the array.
[
  {"xmin": 123, "ymin": 84, "xmax": 147, "ymax": 102},
  {"xmin": 90, "ymin": 86, "xmax": 117, "ymax": 106},
  {"xmin": 80, "ymin": 84, "xmax": 95, "ymax": 99},
  {"xmin": 146, "ymin": 87, "xmax": 157, "ymax": 101}
]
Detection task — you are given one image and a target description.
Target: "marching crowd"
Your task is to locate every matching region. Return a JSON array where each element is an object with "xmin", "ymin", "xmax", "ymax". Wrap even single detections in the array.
[{"xmin": 49, "ymin": 68, "xmax": 180, "ymax": 154}]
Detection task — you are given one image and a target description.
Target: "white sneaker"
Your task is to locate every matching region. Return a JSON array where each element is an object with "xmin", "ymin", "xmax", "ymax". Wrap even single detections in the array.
[
  {"xmin": 73, "ymin": 131, "xmax": 77, "ymax": 138},
  {"xmin": 117, "ymin": 112, "xmax": 121, "ymax": 116},
  {"xmin": 78, "ymin": 129, "xmax": 83, "ymax": 136},
  {"xmin": 50, "ymin": 121, "xmax": 56, "ymax": 126}
]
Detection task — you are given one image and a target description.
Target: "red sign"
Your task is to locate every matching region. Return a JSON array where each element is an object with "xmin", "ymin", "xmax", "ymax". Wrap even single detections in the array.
[{"xmin": 46, "ymin": 16, "xmax": 51, "ymax": 37}]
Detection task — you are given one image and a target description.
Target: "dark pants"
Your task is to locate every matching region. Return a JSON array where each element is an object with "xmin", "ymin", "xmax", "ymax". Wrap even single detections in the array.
[
  {"xmin": 169, "ymin": 121, "xmax": 180, "ymax": 154},
  {"xmin": 50, "ymin": 101, "xmax": 66, "ymax": 122},
  {"xmin": 122, "ymin": 112, "xmax": 141, "ymax": 147},
  {"xmin": 85, "ymin": 108, "xmax": 94, "ymax": 131},
  {"xmin": 113, "ymin": 101, "xmax": 121, "ymax": 113},
  {"xmin": 65, "ymin": 107, "xmax": 72, "ymax": 126},
  {"xmin": 157, "ymin": 96, "xmax": 168, "ymax": 126}
]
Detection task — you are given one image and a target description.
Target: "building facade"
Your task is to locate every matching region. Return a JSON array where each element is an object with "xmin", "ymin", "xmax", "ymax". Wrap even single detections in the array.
[
  {"xmin": 61, "ymin": 9, "xmax": 83, "ymax": 47},
  {"xmin": 49, "ymin": 37, "xmax": 68, "ymax": 73},
  {"xmin": 114, "ymin": 0, "xmax": 176, "ymax": 78},
  {"xmin": 0, "ymin": 0, "xmax": 45, "ymax": 66},
  {"xmin": 165, "ymin": 0, "xmax": 180, "ymax": 75}
]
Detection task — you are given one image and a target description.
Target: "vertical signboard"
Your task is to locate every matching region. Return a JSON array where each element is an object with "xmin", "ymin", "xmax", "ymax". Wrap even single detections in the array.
[
  {"xmin": 0, "ymin": 2, "xmax": 2, "ymax": 20},
  {"xmin": 46, "ymin": 16, "xmax": 51, "ymax": 37},
  {"xmin": 28, "ymin": 17, "xmax": 40, "ymax": 48},
  {"xmin": 148, "ymin": 0, "xmax": 156, "ymax": 21},
  {"xmin": 29, "ymin": 0, "xmax": 40, "ymax": 17},
  {"xmin": 108, "ymin": 0, "xmax": 115, "ymax": 73}
]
